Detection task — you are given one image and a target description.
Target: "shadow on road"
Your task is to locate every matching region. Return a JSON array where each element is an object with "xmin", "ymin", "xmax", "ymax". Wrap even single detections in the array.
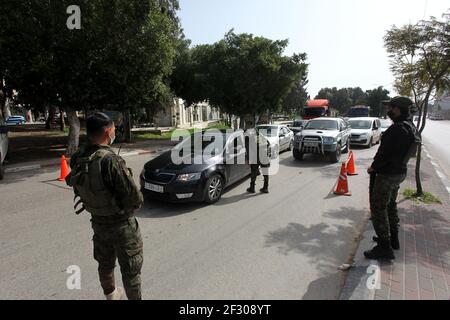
[{"xmin": 264, "ymin": 206, "xmax": 369, "ymax": 275}]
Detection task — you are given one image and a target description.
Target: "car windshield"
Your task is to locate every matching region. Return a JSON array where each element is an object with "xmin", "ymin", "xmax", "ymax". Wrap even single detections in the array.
[
  {"xmin": 304, "ymin": 107, "xmax": 326, "ymax": 117},
  {"xmin": 347, "ymin": 108, "xmax": 370, "ymax": 117},
  {"xmin": 305, "ymin": 120, "xmax": 338, "ymax": 131},
  {"xmin": 380, "ymin": 120, "xmax": 392, "ymax": 128},
  {"xmin": 175, "ymin": 132, "xmax": 227, "ymax": 155},
  {"xmin": 349, "ymin": 120, "xmax": 372, "ymax": 129},
  {"xmin": 293, "ymin": 121, "xmax": 306, "ymax": 127},
  {"xmin": 257, "ymin": 126, "xmax": 278, "ymax": 137}
]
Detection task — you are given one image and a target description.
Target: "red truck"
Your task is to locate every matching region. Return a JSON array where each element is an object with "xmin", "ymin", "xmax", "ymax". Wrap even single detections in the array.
[{"xmin": 303, "ymin": 99, "xmax": 332, "ymax": 120}]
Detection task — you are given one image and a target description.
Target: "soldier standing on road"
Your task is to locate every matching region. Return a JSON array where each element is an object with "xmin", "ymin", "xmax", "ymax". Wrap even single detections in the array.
[
  {"xmin": 365, "ymin": 97, "xmax": 419, "ymax": 260},
  {"xmin": 245, "ymin": 125, "xmax": 271, "ymax": 194},
  {"xmin": 66, "ymin": 112, "xmax": 144, "ymax": 300}
]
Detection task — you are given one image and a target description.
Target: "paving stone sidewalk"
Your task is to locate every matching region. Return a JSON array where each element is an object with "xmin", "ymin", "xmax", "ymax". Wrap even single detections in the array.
[{"xmin": 341, "ymin": 154, "xmax": 450, "ymax": 300}]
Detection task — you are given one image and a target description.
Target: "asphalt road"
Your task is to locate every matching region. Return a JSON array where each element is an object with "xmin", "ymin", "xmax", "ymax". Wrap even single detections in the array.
[
  {"xmin": 0, "ymin": 145, "xmax": 378, "ymax": 300},
  {"xmin": 422, "ymin": 120, "xmax": 450, "ymax": 180}
]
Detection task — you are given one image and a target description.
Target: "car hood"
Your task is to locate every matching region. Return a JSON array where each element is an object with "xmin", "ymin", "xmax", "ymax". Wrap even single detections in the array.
[
  {"xmin": 350, "ymin": 129, "xmax": 371, "ymax": 135},
  {"xmin": 144, "ymin": 150, "xmax": 219, "ymax": 174},
  {"xmin": 300, "ymin": 129, "xmax": 339, "ymax": 138}
]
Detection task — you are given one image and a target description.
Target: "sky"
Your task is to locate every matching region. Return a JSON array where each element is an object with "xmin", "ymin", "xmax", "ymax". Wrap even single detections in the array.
[{"xmin": 178, "ymin": 0, "xmax": 449, "ymax": 98}]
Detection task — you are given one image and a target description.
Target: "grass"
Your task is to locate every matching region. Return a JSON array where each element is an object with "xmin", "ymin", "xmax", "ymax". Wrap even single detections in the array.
[
  {"xmin": 134, "ymin": 124, "xmax": 232, "ymax": 140},
  {"xmin": 403, "ymin": 189, "xmax": 442, "ymax": 204}
]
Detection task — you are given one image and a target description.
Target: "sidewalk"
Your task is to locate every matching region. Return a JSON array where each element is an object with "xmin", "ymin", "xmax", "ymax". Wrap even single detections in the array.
[
  {"xmin": 340, "ymin": 153, "xmax": 450, "ymax": 300},
  {"xmin": 4, "ymin": 139, "xmax": 176, "ymax": 174}
]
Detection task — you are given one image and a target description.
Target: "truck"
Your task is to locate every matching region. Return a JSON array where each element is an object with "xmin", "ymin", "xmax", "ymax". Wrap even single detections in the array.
[{"xmin": 303, "ymin": 99, "xmax": 332, "ymax": 120}]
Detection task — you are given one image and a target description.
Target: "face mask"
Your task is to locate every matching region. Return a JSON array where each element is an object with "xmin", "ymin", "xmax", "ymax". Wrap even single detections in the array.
[
  {"xmin": 387, "ymin": 110, "xmax": 395, "ymax": 120},
  {"xmin": 109, "ymin": 133, "xmax": 116, "ymax": 145}
]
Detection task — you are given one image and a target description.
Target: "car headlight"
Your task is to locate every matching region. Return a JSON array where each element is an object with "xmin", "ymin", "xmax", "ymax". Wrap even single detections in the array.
[
  {"xmin": 322, "ymin": 137, "xmax": 335, "ymax": 144},
  {"xmin": 177, "ymin": 172, "xmax": 202, "ymax": 182}
]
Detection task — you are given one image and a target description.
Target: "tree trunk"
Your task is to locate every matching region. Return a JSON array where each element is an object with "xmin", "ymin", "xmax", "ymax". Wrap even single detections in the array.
[
  {"xmin": 66, "ymin": 109, "xmax": 80, "ymax": 156},
  {"xmin": 415, "ymin": 143, "xmax": 423, "ymax": 196},
  {"xmin": 146, "ymin": 106, "xmax": 152, "ymax": 123},
  {"xmin": 124, "ymin": 109, "xmax": 132, "ymax": 143},
  {"xmin": 59, "ymin": 107, "xmax": 66, "ymax": 131},
  {"xmin": 46, "ymin": 106, "xmax": 57, "ymax": 130}
]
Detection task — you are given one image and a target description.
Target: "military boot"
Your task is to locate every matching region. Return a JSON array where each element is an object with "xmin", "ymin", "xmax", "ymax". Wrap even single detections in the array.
[
  {"xmin": 373, "ymin": 230, "xmax": 400, "ymax": 250},
  {"xmin": 260, "ymin": 187, "xmax": 269, "ymax": 194},
  {"xmin": 364, "ymin": 239, "xmax": 395, "ymax": 260},
  {"xmin": 247, "ymin": 185, "xmax": 256, "ymax": 194},
  {"xmin": 105, "ymin": 287, "xmax": 125, "ymax": 300},
  {"xmin": 260, "ymin": 179, "xmax": 269, "ymax": 194}
]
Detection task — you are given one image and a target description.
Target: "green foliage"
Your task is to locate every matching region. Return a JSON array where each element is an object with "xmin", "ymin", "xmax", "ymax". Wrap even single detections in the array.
[
  {"xmin": 171, "ymin": 30, "xmax": 308, "ymax": 118},
  {"xmin": 403, "ymin": 189, "xmax": 442, "ymax": 204},
  {"xmin": 1, "ymin": 0, "xmax": 181, "ymax": 113},
  {"xmin": 315, "ymin": 86, "xmax": 391, "ymax": 116}
]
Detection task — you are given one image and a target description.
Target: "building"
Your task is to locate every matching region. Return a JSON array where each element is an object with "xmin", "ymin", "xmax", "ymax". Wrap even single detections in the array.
[
  {"xmin": 430, "ymin": 91, "xmax": 450, "ymax": 120},
  {"xmin": 153, "ymin": 98, "xmax": 223, "ymax": 129}
]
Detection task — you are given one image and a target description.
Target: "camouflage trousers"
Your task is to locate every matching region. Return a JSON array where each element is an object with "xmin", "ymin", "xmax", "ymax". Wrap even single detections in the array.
[
  {"xmin": 92, "ymin": 217, "xmax": 144, "ymax": 300},
  {"xmin": 370, "ymin": 173, "xmax": 406, "ymax": 243},
  {"xmin": 250, "ymin": 164, "xmax": 269, "ymax": 188}
]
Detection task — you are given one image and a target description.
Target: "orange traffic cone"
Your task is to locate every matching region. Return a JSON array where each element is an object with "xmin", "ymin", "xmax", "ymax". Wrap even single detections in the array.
[
  {"xmin": 58, "ymin": 155, "xmax": 70, "ymax": 181},
  {"xmin": 346, "ymin": 151, "xmax": 358, "ymax": 176},
  {"xmin": 334, "ymin": 163, "xmax": 352, "ymax": 196}
]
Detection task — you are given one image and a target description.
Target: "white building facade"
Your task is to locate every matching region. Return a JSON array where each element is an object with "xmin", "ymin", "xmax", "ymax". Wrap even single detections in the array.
[{"xmin": 154, "ymin": 98, "xmax": 223, "ymax": 129}]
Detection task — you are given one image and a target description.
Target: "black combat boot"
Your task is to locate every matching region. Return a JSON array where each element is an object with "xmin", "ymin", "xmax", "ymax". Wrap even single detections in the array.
[
  {"xmin": 364, "ymin": 239, "xmax": 395, "ymax": 260},
  {"xmin": 373, "ymin": 230, "xmax": 400, "ymax": 250},
  {"xmin": 247, "ymin": 184, "xmax": 256, "ymax": 194}
]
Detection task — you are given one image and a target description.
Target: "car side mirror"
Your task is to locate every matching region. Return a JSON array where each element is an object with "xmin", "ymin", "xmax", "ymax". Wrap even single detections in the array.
[{"xmin": 0, "ymin": 125, "xmax": 8, "ymax": 134}]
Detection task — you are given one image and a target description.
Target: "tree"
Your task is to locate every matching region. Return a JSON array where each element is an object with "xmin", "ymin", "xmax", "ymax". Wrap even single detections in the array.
[
  {"xmin": 172, "ymin": 31, "xmax": 308, "ymax": 127},
  {"xmin": 1, "ymin": 0, "xmax": 181, "ymax": 153},
  {"xmin": 366, "ymin": 86, "xmax": 391, "ymax": 117},
  {"xmin": 315, "ymin": 87, "xmax": 352, "ymax": 115},
  {"xmin": 384, "ymin": 11, "xmax": 450, "ymax": 196},
  {"xmin": 282, "ymin": 75, "xmax": 309, "ymax": 118}
]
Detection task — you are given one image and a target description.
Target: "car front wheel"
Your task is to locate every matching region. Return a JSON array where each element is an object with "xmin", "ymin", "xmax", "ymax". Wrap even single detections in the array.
[
  {"xmin": 293, "ymin": 148, "xmax": 303, "ymax": 160},
  {"xmin": 329, "ymin": 144, "xmax": 341, "ymax": 163},
  {"xmin": 204, "ymin": 174, "xmax": 224, "ymax": 204}
]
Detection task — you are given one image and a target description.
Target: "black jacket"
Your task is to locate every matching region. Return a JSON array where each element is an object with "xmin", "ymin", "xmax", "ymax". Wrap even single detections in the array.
[{"xmin": 371, "ymin": 115, "xmax": 415, "ymax": 175}]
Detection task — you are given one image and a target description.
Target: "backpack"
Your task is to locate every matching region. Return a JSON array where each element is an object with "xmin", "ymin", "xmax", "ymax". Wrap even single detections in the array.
[{"xmin": 401, "ymin": 121, "xmax": 422, "ymax": 165}]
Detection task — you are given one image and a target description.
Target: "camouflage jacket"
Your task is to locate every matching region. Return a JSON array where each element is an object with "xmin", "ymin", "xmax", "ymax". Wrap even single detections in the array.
[{"xmin": 69, "ymin": 144, "xmax": 143, "ymax": 222}]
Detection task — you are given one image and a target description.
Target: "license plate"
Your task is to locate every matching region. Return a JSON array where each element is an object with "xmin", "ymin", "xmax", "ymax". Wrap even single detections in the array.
[
  {"xmin": 304, "ymin": 142, "xmax": 317, "ymax": 147},
  {"xmin": 145, "ymin": 183, "xmax": 164, "ymax": 193}
]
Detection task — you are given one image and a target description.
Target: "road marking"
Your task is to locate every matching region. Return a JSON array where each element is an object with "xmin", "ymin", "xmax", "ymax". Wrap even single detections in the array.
[
  {"xmin": 431, "ymin": 161, "xmax": 439, "ymax": 167},
  {"xmin": 436, "ymin": 170, "xmax": 446, "ymax": 180},
  {"xmin": 447, "ymin": 187, "xmax": 450, "ymax": 195},
  {"xmin": 5, "ymin": 164, "xmax": 42, "ymax": 173}
]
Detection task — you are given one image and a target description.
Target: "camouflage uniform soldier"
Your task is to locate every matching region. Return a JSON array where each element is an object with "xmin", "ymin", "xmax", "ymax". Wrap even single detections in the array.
[
  {"xmin": 66, "ymin": 113, "xmax": 144, "ymax": 300},
  {"xmin": 365, "ymin": 97, "xmax": 418, "ymax": 260},
  {"xmin": 245, "ymin": 127, "xmax": 271, "ymax": 194}
]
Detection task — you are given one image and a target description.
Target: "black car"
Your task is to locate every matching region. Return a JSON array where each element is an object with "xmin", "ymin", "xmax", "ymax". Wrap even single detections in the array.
[
  {"xmin": 290, "ymin": 119, "xmax": 309, "ymax": 134},
  {"xmin": 140, "ymin": 129, "xmax": 251, "ymax": 204}
]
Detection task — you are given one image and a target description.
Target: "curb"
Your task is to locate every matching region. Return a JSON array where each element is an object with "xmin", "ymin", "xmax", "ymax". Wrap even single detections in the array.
[{"xmin": 4, "ymin": 149, "xmax": 168, "ymax": 174}]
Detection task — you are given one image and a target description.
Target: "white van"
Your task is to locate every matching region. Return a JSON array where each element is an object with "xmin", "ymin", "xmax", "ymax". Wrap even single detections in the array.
[
  {"xmin": 348, "ymin": 117, "xmax": 382, "ymax": 148},
  {"xmin": 0, "ymin": 120, "xmax": 9, "ymax": 180}
]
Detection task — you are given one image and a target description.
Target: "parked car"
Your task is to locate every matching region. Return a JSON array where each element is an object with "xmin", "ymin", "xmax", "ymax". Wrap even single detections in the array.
[
  {"xmin": 293, "ymin": 117, "xmax": 351, "ymax": 163},
  {"xmin": 140, "ymin": 129, "xmax": 250, "ymax": 204},
  {"xmin": 256, "ymin": 124, "xmax": 294, "ymax": 154},
  {"xmin": 5, "ymin": 115, "xmax": 26, "ymax": 125},
  {"xmin": 380, "ymin": 118, "xmax": 393, "ymax": 135},
  {"xmin": 348, "ymin": 117, "xmax": 382, "ymax": 148},
  {"xmin": 429, "ymin": 113, "xmax": 444, "ymax": 120},
  {"xmin": 290, "ymin": 119, "xmax": 309, "ymax": 134},
  {"xmin": 0, "ymin": 121, "xmax": 9, "ymax": 180}
]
